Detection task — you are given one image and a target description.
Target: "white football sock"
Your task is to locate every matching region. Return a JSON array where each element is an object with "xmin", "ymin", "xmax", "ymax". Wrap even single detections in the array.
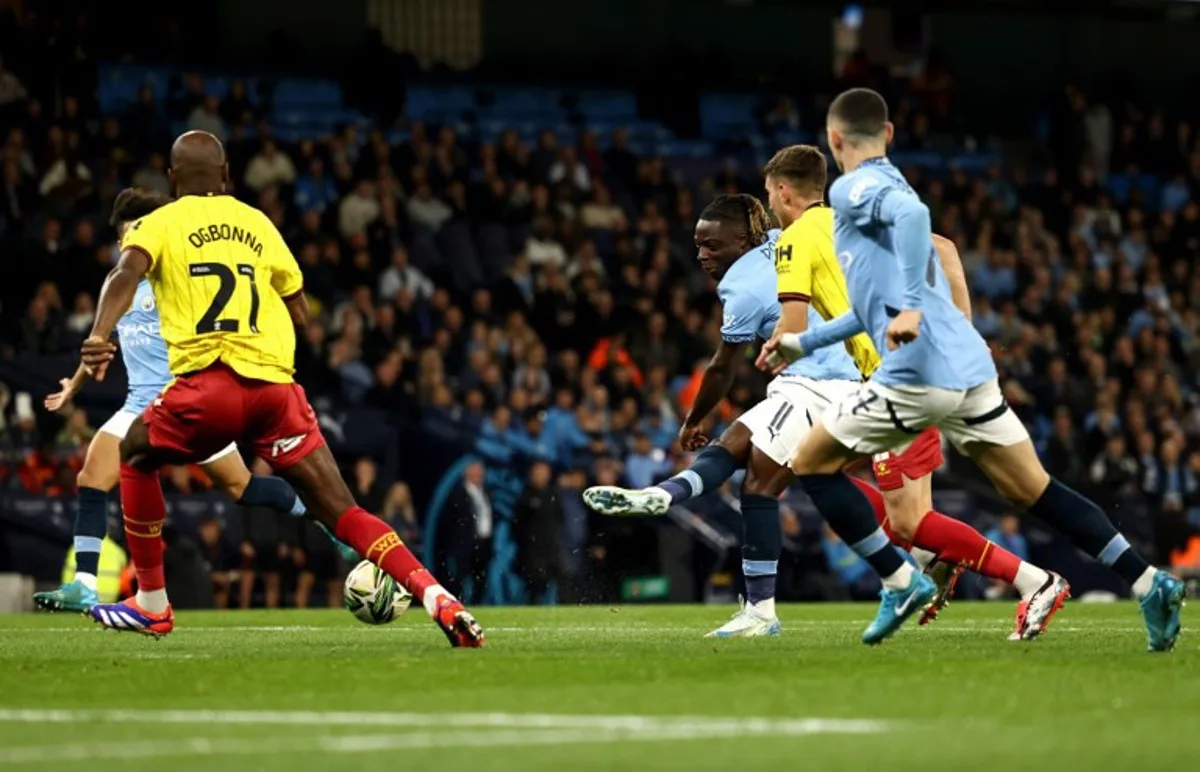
[
  {"xmin": 75, "ymin": 572, "xmax": 98, "ymax": 591},
  {"xmin": 136, "ymin": 588, "xmax": 169, "ymax": 614},
  {"xmin": 1012, "ymin": 562, "xmax": 1050, "ymax": 599},
  {"xmin": 752, "ymin": 596, "xmax": 776, "ymax": 618},
  {"xmin": 880, "ymin": 561, "xmax": 916, "ymax": 591},
  {"xmin": 910, "ymin": 548, "xmax": 937, "ymax": 572},
  {"xmin": 421, "ymin": 583, "xmax": 451, "ymax": 616},
  {"xmin": 1131, "ymin": 567, "xmax": 1157, "ymax": 599}
]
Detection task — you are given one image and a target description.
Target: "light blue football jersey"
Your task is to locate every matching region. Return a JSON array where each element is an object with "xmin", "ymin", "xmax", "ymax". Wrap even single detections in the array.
[
  {"xmin": 115, "ymin": 279, "xmax": 171, "ymax": 413},
  {"xmin": 718, "ymin": 229, "xmax": 861, "ymax": 382},
  {"xmin": 828, "ymin": 158, "xmax": 996, "ymax": 390}
]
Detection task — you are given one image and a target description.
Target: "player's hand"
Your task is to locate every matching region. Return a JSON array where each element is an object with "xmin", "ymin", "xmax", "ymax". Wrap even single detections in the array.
[
  {"xmin": 678, "ymin": 419, "xmax": 711, "ymax": 452},
  {"xmin": 81, "ymin": 336, "xmax": 117, "ymax": 381},
  {"xmin": 44, "ymin": 378, "xmax": 78, "ymax": 413},
  {"xmin": 293, "ymin": 549, "xmax": 307, "ymax": 569},
  {"xmin": 240, "ymin": 542, "xmax": 256, "ymax": 560},
  {"xmin": 756, "ymin": 339, "xmax": 790, "ymax": 376},
  {"xmin": 886, "ymin": 310, "xmax": 923, "ymax": 350}
]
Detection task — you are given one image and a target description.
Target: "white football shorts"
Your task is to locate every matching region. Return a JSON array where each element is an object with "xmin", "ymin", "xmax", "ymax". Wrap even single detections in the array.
[
  {"xmin": 739, "ymin": 376, "xmax": 861, "ymax": 466},
  {"xmin": 822, "ymin": 377, "xmax": 1028, "ymax": 456},
  {"xmin": 97, "ymin": 408, "xmax": 238, "ymax": 465}
]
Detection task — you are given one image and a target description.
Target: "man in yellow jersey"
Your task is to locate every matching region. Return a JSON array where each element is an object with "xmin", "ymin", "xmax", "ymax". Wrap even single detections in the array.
[
  {"xmin": 80, "ymin": 131, "xmax": 483, "ymax": 647},
  {"xmin": 760, "ymin": 144, "xmax": 1060, "ymax": 634}
]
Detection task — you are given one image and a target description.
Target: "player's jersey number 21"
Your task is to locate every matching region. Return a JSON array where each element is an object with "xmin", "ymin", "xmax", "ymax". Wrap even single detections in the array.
[{"xmin": 188, "ymin": 262, "xmax": 261, "ymax": 334}]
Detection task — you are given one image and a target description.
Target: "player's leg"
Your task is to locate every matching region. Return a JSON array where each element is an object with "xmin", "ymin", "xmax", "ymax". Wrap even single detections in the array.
[
  {"xmin": 33, "ymin": 419, "xmax": 124, "ymax": 612},
  {"xmin": 200, "ymin": 446, "xmax": 358, "ymax": 562},
  {"xmin": 791, "ymin": 384, "xmax": 948, "ymax": 644},
  {"xmin": 278, "ymin": 444, "xmax": 481, "ymax": 646},
  {"xmin": 874, "ymin": 431, "xmax": 1059, "ymax": 629},
  {"xmin": 90, "ymin": 373, "xmax": 232, "ymax": 635},
  {"xmin": 705, "ymin": 382, "xmax": 832, "ymax": 638},
  {"xmin": 583, "ymin": 423, "xmax": 749, "ymax": 516},
  {"xmin": 950, "ymin": 379, "xmax": 1180, "ymax": 649},
  {"xmin": 258, "ymin": 382, "xmax": 482, "ymax": 647},
  {"xmin": 705, "ymin": 445, "xmax": 785, "ymax": 638}
]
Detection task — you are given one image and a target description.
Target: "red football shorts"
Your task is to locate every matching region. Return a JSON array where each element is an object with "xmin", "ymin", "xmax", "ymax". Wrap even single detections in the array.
[
  {"xmin": 142, "ymin": 362, "xmax": 325, "ymax": 469},
  {"xmin": 870, "ymin": 426, "xmax": 944, "ymax": 491}
]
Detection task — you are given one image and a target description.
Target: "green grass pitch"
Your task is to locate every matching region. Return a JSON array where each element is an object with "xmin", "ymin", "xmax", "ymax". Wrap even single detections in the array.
[{"xmin": 0, "ymin": 602, "xmax": 1195, "ymax": 770}]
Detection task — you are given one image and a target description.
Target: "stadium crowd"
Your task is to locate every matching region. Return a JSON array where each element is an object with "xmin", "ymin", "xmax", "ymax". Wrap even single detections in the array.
[{"xmin": 2, "ymin": 7, "xmax": 1200, "ymax": 606}]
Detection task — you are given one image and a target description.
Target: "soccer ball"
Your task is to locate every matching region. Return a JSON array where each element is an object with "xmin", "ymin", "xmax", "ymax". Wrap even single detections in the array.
[{"xmin": 343, "ymin": 560, "xmax": 412, "ymax": 624}]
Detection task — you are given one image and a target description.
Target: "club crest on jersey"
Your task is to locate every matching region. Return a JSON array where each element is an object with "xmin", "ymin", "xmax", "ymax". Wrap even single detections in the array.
[
  {"xmin": 848, "ymin": 178, "xmax": 875, "ymax": 205},
  {"xmin": 140, "ymin": 293, "xmax": 156, "ymax": 312}
]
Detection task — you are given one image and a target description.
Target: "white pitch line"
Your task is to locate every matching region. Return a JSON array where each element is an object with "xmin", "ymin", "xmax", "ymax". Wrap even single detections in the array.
[
  {"xmin": 3, "ymin": 622, "xmax": 1145, "ymax": 635},
  {"xmin": 0, "ymin": 720, "xmax": 893, "ymax": 764},
  {"xmin": 0, "ymin": 708, "xmax": 891, "ymax": 735}
]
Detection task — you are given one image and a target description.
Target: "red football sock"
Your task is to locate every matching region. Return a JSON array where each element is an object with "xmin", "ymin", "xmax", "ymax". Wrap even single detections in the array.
[
  {"xmin": 119, "ymin": 464, "xmax": 166, "ymax": 593},
  {"xmin": 912, "ymin": 511, "xmax": 1020, "ymax": 583},
  {"xmin": 334, "ymin": 506, "xmax": 441, "ymax": 605},
  {"xmin": 847, "ymin": 475, "xmax": 910, "ymax": 550}
]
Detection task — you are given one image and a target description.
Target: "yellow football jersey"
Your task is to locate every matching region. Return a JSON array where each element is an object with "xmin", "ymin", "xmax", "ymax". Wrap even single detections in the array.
[
  {"xmin": 773, "ymin": 203, "xmax": 881, "ymax": 378},
  {"xmin": 121, "ymin": 194, "xmax": 304, "ymax": 384}
]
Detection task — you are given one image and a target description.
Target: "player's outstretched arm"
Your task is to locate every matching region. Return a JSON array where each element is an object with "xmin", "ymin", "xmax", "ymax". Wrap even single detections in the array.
[
  {"xmin": 932, "ymin": 234, "xmax": 971, "ymax": 321},
  {"xmin": 44, "ymin": 363, "xmax": 92, "ymax": 412},
  {"xmin": 766, "ymin": 310, "xmax": 865, "ymax": 369},
  {"xmin": 680, "ymin": 340, "xmax": 745, "ymax": 450},
  {"xmin": 83, "ymin": 248, "xmax": 151, "ymax": 380}
]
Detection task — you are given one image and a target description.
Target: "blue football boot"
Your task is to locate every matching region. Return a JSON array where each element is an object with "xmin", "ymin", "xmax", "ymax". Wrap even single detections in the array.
[{"xmin": 862, "ymin": 571, "xmax": 937, "ymax": 645}]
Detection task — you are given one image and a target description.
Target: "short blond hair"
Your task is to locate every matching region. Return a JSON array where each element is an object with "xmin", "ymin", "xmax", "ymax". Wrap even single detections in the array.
[{"xmin": 763, "ymin": 145, "xmax": 827, "ymax": 197}]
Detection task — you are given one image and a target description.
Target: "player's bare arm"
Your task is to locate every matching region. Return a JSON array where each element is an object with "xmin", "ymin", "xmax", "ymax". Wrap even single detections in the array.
[
  {"xmin": 680, "ymin": 340, "xmax": 746, "ymax": 450},
  {"xmin": 44, "ymin": 362, "xmax": 93, "ymax": 412},
  {"xmin": 758, "ymin": 300, "xmax": 808, "ymax": 376},
  {"xmin": 284, "ymin": 292, "xmax": 310, "ymax": 330},
  {"xmin": 82, "ymin": 249, "xmax": 152, "ymax": 380},
  {"xmin": 932, "ymin": 233, "xmax": 971, "ymax": 321}
]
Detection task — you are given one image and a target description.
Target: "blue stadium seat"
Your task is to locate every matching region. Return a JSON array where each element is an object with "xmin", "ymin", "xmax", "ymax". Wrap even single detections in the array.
[
  {"xmin": 700, "ymin": 93, "xmax": 759, "ymax": 139},
  {"xmin": 273, "ymin": 79, "xmax": 342, "ymax": 108},
  {"xmin": 656, "ymin": 139, "xmax": 715, "ymax": 160},
  {"xmin": 577, "ymin": 90, "xmax": 638, "ymax": 121}
]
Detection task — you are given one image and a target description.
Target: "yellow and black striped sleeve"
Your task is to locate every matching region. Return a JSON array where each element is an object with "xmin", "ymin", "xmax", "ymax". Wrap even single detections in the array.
[{"xmin": 773, "ymin": 223, "xmax": 811, "ymax": 304}]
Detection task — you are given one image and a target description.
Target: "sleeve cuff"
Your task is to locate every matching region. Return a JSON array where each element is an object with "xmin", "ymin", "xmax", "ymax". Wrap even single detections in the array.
[
  {"xmin": 123, "ymin": 244, "xmax": 155, "ymax": 270},
  {"xmin": 281, "ymin": 286, "xmax": 306, "ymax": 302},
  {"xmin": 778, "ymin": 292, "xmax": 811, "ymax": 303},
  {"xmin": 721, "ymin": 334, "xmax": 756, "ymax": 344}
]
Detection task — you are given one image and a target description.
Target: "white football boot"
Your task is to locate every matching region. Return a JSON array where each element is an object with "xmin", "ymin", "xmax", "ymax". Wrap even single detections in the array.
[
  {"xmin": 704, "ymin": 597, "xmax": 782, "ymax": 638},
  {"xmin": 582, "ymin": 486, "xmax": 671, "ymax": 516}
]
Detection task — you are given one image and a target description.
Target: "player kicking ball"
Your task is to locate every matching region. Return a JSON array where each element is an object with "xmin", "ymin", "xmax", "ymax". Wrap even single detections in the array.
[
  {"xmin": 768, "ymin": 88, "xmax": 1183, "ymax": 651},
  {"xmin": 80, "ymin": 132, "xmax": 483, "ymax": 647},
  {"xmin": 758, "ymin": 145, "xmax": 1066, "ymax": 639},
  {"xmin": 585, "ymin": 194, "xmax": 937, "ymax": 643},
  {"xmin": 34, "ymin": 188, "xmax": 356, "ymax": 614}
]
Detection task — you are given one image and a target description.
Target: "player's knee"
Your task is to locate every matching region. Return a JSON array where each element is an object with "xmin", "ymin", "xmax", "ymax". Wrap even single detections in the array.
[
  {"xmin": 76, "ymin": 467, "xmax": 111, "ymax": 491},
  {"xmin": 222, "ymin": 479, "xmax": 249, "ymax": 501},
  {"xmin": 740, "ymin": 473, "xmax": 775, "ymax": 498},
  {"xmin": 988, "ymin": 464, "xmax": 1050, "ymax": 509},
  {"xmin": 885, "ymin": 505, "xmax": 924, "ymax": 542}
]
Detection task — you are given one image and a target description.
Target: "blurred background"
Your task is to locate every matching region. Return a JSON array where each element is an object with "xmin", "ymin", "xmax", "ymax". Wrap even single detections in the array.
[{"xmin": 3, "ymin": 0, "xmax": 1200, "ymax": 610}]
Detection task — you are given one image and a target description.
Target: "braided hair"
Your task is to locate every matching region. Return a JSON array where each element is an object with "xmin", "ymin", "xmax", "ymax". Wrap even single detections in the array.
[
  {"xmin": 110, "ymin": 187, "xmax": 172, "ymax": 226},
  {"xmin": 698, "ymin": 194, "xmax": 773, "ymax": 249}
]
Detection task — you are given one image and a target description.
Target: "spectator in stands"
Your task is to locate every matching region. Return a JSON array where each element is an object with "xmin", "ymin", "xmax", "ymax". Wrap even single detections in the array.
[
  {"xmin": 514, "ymin": 461, "xmax": 564, "ymax": 604},
  {"xmin": 243, "ymin": 139, "xmax": 297, "ymax": 192},
  {"xmin": 294, "ymin": 156, "xmax": 337, "ymax": 215},
  {"xmin": 339, "ymin": 178, "xmax": 380, "ymax": 238},
  {"xmin": 187, "ymin": 93, "xmax": 225, "ymax": 139},
  {"xmin": 407, "ymin": 181, "xmax": 452, "ymax": 233}
]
